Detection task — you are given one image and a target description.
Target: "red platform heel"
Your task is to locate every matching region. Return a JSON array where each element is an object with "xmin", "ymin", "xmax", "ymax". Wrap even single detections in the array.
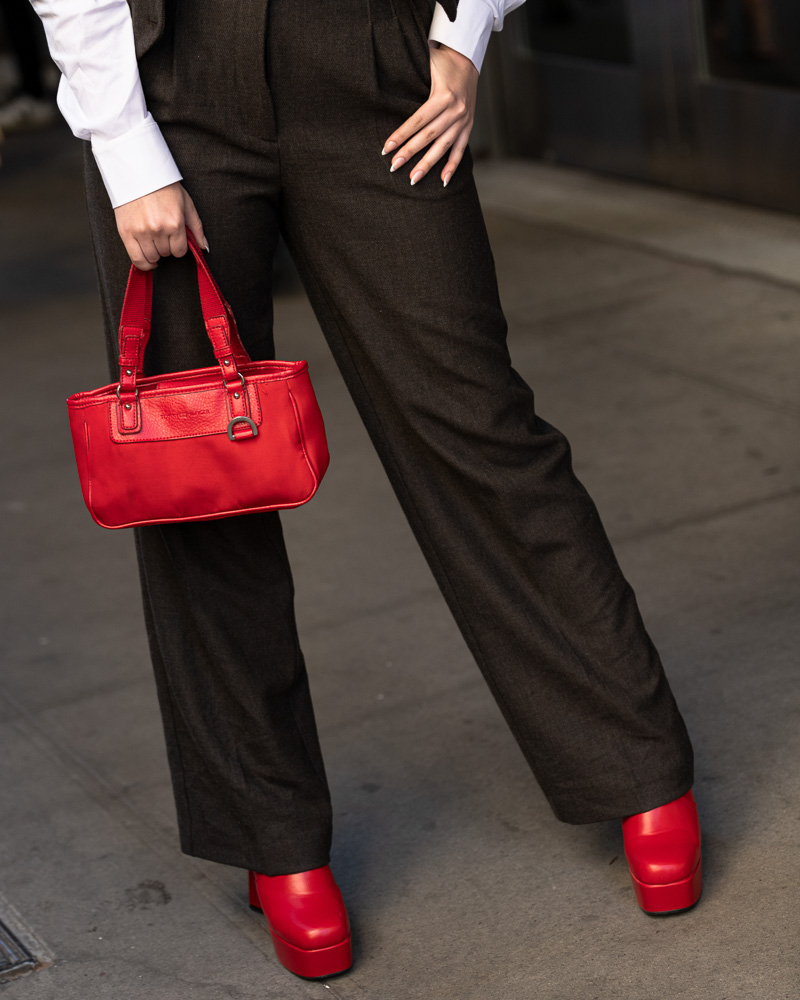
[
  {"xmin": 248, "ymin": 866, "xmax": 352, "ymax": 978},
  {"xmin": 622, "ymin": 788, "xmax": 703, "ymax": 914}
]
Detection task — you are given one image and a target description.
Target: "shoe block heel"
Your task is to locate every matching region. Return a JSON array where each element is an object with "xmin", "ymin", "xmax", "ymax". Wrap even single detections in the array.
[
  {"xmin": 269, "ymin": 928, "xmax": 353, "ymax": 979},
  {"xmin": 629, "ymin": 857, "xmax": 703, "ymax": 914},
  {"xmin": 248, "ymin": 869, "xmax": 263, "ymax": 912}
]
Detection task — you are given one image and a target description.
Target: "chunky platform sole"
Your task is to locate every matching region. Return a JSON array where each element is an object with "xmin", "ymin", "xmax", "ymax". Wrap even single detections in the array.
[
  {"xmin": 269, "ymin": 928, "xmax": 352, "ymax": 979},
  {"xmin": 248, "ymin": 870, "xmax": 353, "ymax": 979},
  {"xmin": 629, "ymin": 857, "xmax": 703, "ymax": 914}
]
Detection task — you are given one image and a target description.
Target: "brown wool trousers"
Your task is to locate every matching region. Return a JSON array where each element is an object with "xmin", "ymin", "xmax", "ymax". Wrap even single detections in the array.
[{"xmin": 81, "ymin": 0, "xmax": 693, "ymax": 876}]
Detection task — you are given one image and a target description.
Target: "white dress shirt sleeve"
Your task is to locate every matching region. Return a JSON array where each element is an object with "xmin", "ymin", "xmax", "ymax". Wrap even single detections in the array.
[
  {"xmin": 29, "ymin": 0, "xmax": 182, "ymax": 209},
  {"xmin": 428, "ymin": 0, "xmax": 527, "ymax": 74}
]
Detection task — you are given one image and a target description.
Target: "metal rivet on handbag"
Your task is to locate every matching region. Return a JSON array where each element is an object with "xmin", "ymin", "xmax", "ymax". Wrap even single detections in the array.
[{"xmin": 67, "ymin": 228, "xmax": 330, "ymax": 529}]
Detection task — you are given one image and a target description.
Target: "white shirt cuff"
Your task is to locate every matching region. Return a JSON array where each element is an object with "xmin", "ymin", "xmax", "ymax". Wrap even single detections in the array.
[
  {"xmin": 428, "ymin": 0, "xmax": 495, "ymax": 74},
  {"xmin": 91, "ymin": 116, "xmax": 183, "ymax": 209}
]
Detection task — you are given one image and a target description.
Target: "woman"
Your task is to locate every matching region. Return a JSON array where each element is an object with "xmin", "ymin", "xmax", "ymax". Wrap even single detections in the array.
[{"xmin": 30, "ymin": 0, "xmax": 702, "ymax": 980}]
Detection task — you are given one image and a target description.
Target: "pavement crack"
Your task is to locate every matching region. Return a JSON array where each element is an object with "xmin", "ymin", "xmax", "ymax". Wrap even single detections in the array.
[
  {"xmin": 611, "ymin": 484, "xmax": 800, "ymax": 545},
  {"xmin": 608, "ymin": 344, "xmax": 800, "ymax": 420}
]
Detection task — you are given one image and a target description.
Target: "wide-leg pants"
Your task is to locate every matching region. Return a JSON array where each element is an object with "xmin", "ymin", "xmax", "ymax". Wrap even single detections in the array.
[{"xmin": 81, "ymin": 0, "xmax": 694, "ymax": 876}]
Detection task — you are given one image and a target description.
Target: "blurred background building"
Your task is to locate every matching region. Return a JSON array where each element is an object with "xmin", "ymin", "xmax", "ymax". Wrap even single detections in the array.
[
  {"xmin": 472, "ymin": 0, "xmax": 800, "ymax": 213},
  {"xmin": 0, "ymin": 0, "xmax": 57, "ymax": 142}
]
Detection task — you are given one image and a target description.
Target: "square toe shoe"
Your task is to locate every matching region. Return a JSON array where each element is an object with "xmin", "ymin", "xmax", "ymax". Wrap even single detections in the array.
[
  {"xmin": 622, "ymin": 789, "xmax": 702, "ymax": 914},
  {"xmin": 249, "ymin": 866, "xmax": 353, "ymax": 978}
]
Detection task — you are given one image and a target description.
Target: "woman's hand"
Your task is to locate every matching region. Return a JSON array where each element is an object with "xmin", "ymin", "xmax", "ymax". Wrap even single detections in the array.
[
  {"xmin": 381, "ymin": 40, "xmax": 478, "ymax": 187},
  {"xmin": 114, "ymin": 181, "xmax": 208, "ymax": 271}
]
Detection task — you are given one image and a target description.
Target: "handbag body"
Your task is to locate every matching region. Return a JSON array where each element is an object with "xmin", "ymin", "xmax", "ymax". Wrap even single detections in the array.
[{"xmin": 67, "ymin": 230, "xmax": 329, "ymax": 529}]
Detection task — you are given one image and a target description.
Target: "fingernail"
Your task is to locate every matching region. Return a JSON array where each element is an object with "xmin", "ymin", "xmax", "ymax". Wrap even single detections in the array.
[
  {"xmin": 443, "ymin": 173, "xmax": 451, "ymax": 187},
  {"xmin": 382, "ymin": 140, "xmax": 397, "ymax": 155},
  {"xmin": 204, "ymin": 239, "xmax": 210, "ymax": 251},
  {"xmin": 389, "ymin": 157, "xmax": 405, "ymax": 173},
  {"xmin": 410, "ymin": 170, "xmax": 424, "ymax": 186}
]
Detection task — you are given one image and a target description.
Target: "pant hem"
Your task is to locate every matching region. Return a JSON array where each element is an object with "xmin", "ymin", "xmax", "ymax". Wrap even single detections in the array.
[
  {"xmin": 178, "ymin": 842, "xmax": 333, "ymax": 877},
  {"xmin": 548, "ymin": 770, "xmax": 695, "ymax": 825}
]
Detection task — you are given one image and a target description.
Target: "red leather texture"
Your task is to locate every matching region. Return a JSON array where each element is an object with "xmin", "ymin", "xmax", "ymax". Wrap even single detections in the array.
[
  {"xmin": 622, "ymin": 789, "xmax": 703, "ymax": 913},
  {"xmin": 66, "ymin": 230, "xmax": 329, "ymax": 529},
  {"xmin": 248, "ymin": 867, "xmax": 352, "ymax": 979}
]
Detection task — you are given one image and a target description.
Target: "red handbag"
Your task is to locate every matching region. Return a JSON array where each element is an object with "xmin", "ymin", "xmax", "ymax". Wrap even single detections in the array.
[{"xmin": 67, "ymin": 230, "xmax": 329, "ymax": 529}]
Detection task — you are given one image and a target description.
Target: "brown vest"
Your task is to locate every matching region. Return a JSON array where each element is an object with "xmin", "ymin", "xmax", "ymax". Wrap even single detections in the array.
[{"xmin": 126, "ymin": 0, "xmax": 166, "ymax": 60}]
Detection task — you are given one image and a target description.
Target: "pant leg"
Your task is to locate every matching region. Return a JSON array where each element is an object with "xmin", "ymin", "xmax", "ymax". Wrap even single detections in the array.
[
  {"xmin": 268, "ymin": 0, "xmax": 693, "ymax": 823},
  {"xmin": 78, "ymin": 0, "xmax": 333, "ymax": 875}
]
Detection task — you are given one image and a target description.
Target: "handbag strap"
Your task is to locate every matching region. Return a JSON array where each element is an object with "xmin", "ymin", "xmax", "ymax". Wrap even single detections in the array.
[
  {"xmin": 116, "ymin": 228, "xmax": 253, "ymax": 433},
  {"xmin": 117, "ymin": 227, "xmax": 251, "ymax": 381}
]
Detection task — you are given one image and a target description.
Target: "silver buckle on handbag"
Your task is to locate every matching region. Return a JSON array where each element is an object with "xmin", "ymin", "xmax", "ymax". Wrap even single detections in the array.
[
  {"xmin": 223, "ymin": 372, "xmax": 246, "ymax": 392},
  {"xmin": 227, "ymin": 416, "xmax": 259, "ymax": 440}
]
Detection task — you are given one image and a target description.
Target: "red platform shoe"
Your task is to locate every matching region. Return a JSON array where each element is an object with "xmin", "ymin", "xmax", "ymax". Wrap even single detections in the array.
[
  {"xmin": 622, "ymin": 789, "xmax": 702, "ymax": 914},
  {"xmin": 248, "ymin": 866, "xmax": 352, "ymax": 978}
]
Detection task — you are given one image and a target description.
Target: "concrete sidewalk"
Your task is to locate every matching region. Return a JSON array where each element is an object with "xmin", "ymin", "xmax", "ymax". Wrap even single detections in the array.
[{"xmin": 1, "ymin": 125, "xmax": 798, "ymax": 998}]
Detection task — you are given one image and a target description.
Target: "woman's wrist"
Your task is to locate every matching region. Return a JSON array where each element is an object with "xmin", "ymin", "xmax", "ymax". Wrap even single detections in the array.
[{"xmin": 431, "ymin": 40, "xmax": 479, "ymax": 75}]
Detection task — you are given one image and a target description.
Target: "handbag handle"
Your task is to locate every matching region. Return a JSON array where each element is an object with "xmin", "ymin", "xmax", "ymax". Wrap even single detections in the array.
[{"xmin": 116, "ymin": 227, "xmax": 252, "ymax": 391}]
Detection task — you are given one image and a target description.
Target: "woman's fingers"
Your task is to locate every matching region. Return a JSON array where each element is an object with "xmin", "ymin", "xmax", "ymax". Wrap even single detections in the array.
[
  {"xmin": 407, "ymin": 119, "xmax": 463, "ymax": 185},
  {"xmin": 381, "ymin": 92, "xmax": 452, "ymax": 157},
  {"xmin": 385, "ymin": 98, "xmax": 465, "ymax": 173},
  {"xmin": 114, "ymin": 181, "xmax": 207, "ymax": 270},
  {"xmin": 126, "ymin": 234, "xmax": 167, "ymax": 271},
  {"xmin": 183, "ymin": 193, "xmax": 209, "ymax": 254},
  {"xmin": 167, "ymin": 230, "xmax": 187, "ymax": 259},
  {"xmin": 120, "ymin": 235, "xmax": 158, "ymax": 272},
  {"xmin": 166, "ymin": 194, "xmax": 208, "ymax": 259},
  {"xmin": 439, "ymin": 128, "xmax": 471, "ymax": 186},
  {"xmin": 387, "ymin": 105, "xmax": 468, "ymax": 185},
  {"xmin": 381, "ymin": 41, "xmax": 477, "ymax": 186},
  {"xmin": 139, "ymin": 237, "xmax": 164, "ymax": 266}
]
